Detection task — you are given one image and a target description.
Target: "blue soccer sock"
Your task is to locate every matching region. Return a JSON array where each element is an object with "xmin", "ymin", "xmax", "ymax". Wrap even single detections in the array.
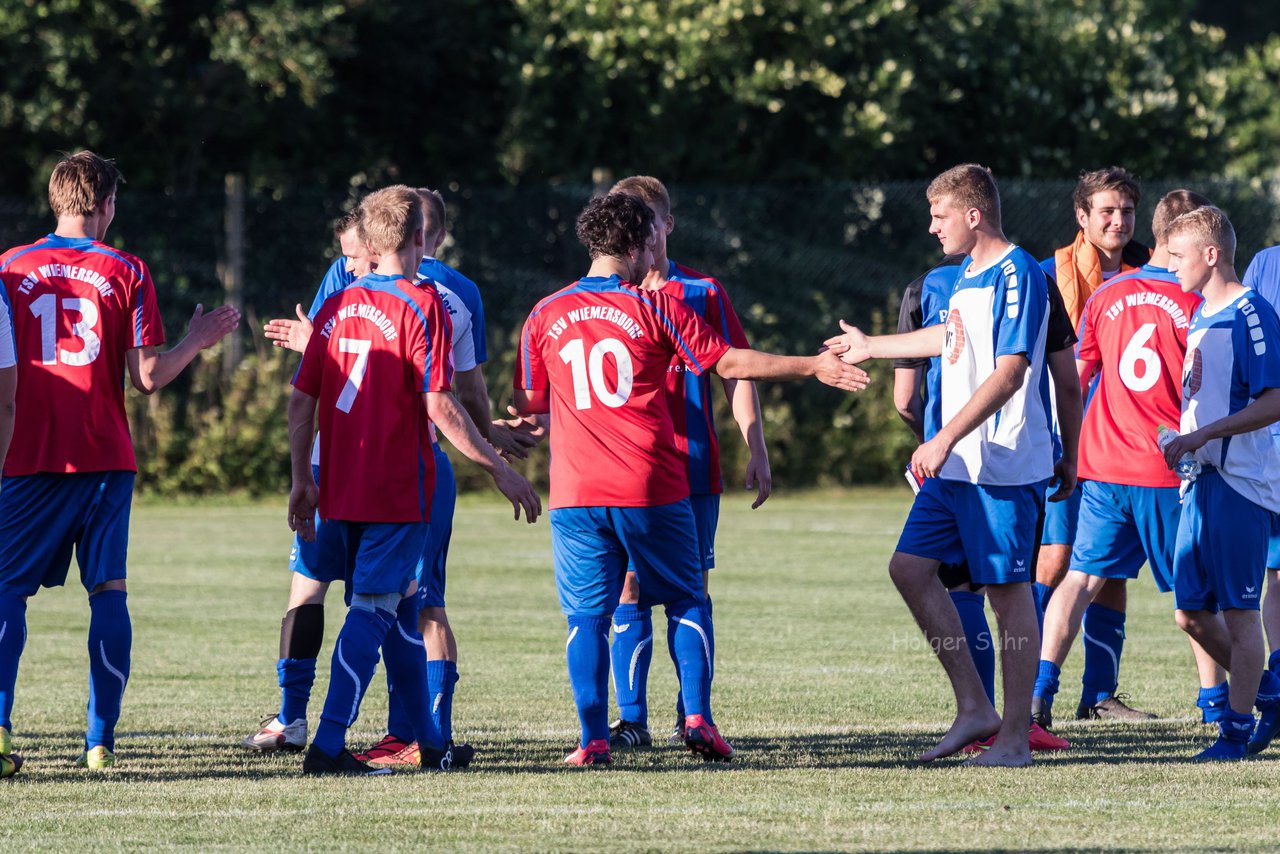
[
  {"xmin": 86, "ymin": 590, "xmax": 131, "ymax": 752},
  {"xmin": 1197, "ymin": 680, "xmax": 1230, "ymax": 723},
  {"xmin": 1269, "ymin": 649, "xmax": 1280, "ymax": 675},
  {"xmin": 381, "ymin": 598, "xmax": 443, "ymax": 752},
  {"xmin": 1256, "ymin": 669, "xmax": 1280, "ymax": 710},
  {"xmin": 610, "ymin": 603, "xmax": 652, "ymax": 725},
  {"xmin": 951, "ymin": 590, "xmax": 995, "ymax": 706},
  {"xmin": 1034, "ymin": 660, "xmax": 1062, "ymax": 712},
  {"xmin": 666, "ymin": 600, "xmax": 713, "ymax": 720},
  {"xmin": 426, "ymin": 659, "xmax": 459, "ymax": 744},
  {"xmin": 1080, "ymin": 602, "xmax": 1125, "ymax": 707},
  {"xmin": 276, "ymin": 603, "xmax": 324, "ymax": 726},
  {"xmin": 312, "ymin": 606, "xmax": 393, "ymax": 758},
  {"xmin": 1032, "ymin": 582, "xmax": 1054, "ymax": 634},
  {"xmin": 382, "ymin": 596, "xmax": 422, "ymax": 742},
  {"xmin": 566, "ymin": 615, "xmax": 612, "ymax": 747},
  {"xmin": 0, "ymin": 595, "xmax": 27, "ymax": 732}
]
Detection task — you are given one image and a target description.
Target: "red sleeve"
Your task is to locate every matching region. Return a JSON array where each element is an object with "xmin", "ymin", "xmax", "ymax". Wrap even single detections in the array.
[
  {"xmin": 131, "ymin": 259, "xmax": 166, "ymax": 348},
  {"xmin": 710, "ymin": 284, "xmax": 750, "ymax": 349},
  {"xmin": 293, "ymin": 306, "xmax": 327, "ymax": 398},
  {"xmin": 658, "ymin": 292, "xmax": 731, "ymax": 376},
  {"xmin": 516, "ymin": 311, "xmax": 547, "ymax": 391},
  {"xmin": 1075, "ymin": 297, "xmax": 1100, "ymax": 363},
  {"xmin": 420, "ymin": 284, "xmax": 453, "ymax": 393}
]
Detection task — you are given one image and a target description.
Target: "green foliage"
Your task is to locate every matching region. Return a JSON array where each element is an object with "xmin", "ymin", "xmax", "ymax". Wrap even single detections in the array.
[{"xmin": 129, "ymin": 347, "xmax": 295, "ymax": 496}]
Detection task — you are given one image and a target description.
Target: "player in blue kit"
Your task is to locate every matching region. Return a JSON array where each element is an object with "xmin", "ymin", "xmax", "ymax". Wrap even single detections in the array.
[
  {"xmin": 604, "ymin": 176, "xmax": 771, "ymax": 749},
  {"xmin": 1161, "ymin": 207, "xmax": 1280, "ymax": 760},
  {"xmin": 1241, "ymin": 243, "xmax": 1280, "ymax": 727},
  {"xmin": 830, "ymin": 164, "xmax": 1055, "ymax": 766}
]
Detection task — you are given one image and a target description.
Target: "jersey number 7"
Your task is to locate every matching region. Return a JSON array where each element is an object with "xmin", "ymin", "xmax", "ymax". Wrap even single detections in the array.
[{"xmin": 335, "ymin": 337, "xmax": 372, "ymax": 413}]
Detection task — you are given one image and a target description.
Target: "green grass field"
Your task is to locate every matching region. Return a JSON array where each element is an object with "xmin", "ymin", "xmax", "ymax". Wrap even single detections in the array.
[{"xmin": 7, "ymin": 488, "xmax": 1279, "ymax": 852}]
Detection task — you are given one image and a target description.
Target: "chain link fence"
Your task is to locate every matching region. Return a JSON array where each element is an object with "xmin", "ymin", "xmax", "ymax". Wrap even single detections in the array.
[{"xmin": 3, "ymin": 179, "xmax": 1278, "ymax": 493}]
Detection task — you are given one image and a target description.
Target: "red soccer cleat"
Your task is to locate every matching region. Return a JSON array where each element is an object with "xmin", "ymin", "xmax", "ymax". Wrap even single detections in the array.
[
  {"xmin": 683, "ymin": 714, "xmax": 734, "ymax": 762},
  {"xmin": 353, "ymin": 733, "xmax": 412, "ymax": 764},
  {"xmin": 961, "ymin": 723, "xmax": 1069, "ymax": 753},
  {"xmin": 564, "ymin": 738, "xmax": 612, "ymax": 767}
]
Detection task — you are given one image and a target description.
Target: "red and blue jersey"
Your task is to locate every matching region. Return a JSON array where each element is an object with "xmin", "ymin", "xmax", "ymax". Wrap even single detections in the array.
[
  {"xmin": 660, "ymin": 260, "xmax": 750, "ymax": 495},
  {"xmin": 1076, "ymin": 265, "xmax": 1202, "ymax": 487},
  {"xmin": 0, "ymin": 234, "xmax": 165, "ymax": 475},
  {"xmin": 294, "ymin": 272, "xmax": 453, "ymax": 524},
  {"xmin": 516, "ymin": 275, "xmax": 731, "ymax": 510}
]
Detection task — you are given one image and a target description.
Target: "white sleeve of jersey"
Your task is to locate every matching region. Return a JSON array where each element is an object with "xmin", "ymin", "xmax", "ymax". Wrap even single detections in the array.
[
  {"xmin": 0, "ymin": 297, "xmax": 15, "ymax": 369},
  {"xmin": 438, "ymin": 283, "xmax": 477, "ymax": 372}
]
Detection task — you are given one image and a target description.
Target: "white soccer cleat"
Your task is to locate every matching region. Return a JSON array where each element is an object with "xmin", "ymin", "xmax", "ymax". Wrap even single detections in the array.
[{"xmin": 242, "ymin": 716, "xmax": 307, "ymax": 753}]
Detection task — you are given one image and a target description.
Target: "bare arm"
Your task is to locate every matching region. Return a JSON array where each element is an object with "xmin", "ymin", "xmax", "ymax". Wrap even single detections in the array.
[
  {"xmin": 1163, "ymin": 387, "xmax": 1280, "ymax": 466},
  {"xmin": 893, "ymin": 366, "xmax": 926, "ymax": 445},
  {"xmin": 127, "ymin": 303, "xmax": 241, "ymax": 394},
  {"xmin": 286, "ymin": 388, "xmax": 319, "ymax": 542},
  {"xmin": 825, "ymin": 321, "xmax": 946, "ymax": 364},
  {"xmin": 1075, "ymin": 357, "xmax": 1099, "ymax": 402},
  {"xmin": 425, "ymin": 391, "xmax": 541, "ymax": 522},
  {"xmin": 0, "ymin": 366, "xmax": 14, "ymax": 473},
  {"xmin": 721, "ymin": 376, "xmax": 772, "ymax": 508},
  {"xmin": 453, "ymin": 366, "xmax": 493, "ymax": 441},
  {"xmin": 713, "ymin": 347, "xmax": 870, "ymax": 392},
  {"xmin": 1048, "ymin": 349, "xmax": 1082, "ymax": 502},
  {"xmin": 911, "ymin": 354, "xmax": 1029, "ymax": 478}
]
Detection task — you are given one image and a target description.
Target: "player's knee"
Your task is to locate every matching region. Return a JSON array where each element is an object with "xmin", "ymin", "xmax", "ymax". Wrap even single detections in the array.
[
  {"xmin": 280, "ymin": 603, "xmax": 325, "ymax": 659},
  {"xmin": 618, "ymin": 572, "xmax": 641, "ymax": 605},
  {"xmin": 351, "ymin": 592, "xmax": 400, "ymax": 614},
  {"xmin": 1174, "ymin": 609, "xmax": 1200, "ymax": 635},
  {"xmin": 888, "ymin": 553, "xmax": 932, "ymax": 593},
  {"xmin": 287, "ymin": 576, "xmax": 328, "ymax": 608}
]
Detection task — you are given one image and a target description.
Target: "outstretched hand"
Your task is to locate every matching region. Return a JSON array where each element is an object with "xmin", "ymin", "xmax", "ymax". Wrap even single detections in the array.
[
  {"xmin": 490, "ymin": 405, "xmax": 548, "ymax": 460},
  {"xmin": 263, "ymin": 305, "xmax": 313, "ymax": 354},
  {"xmin": 188, "ymin": 303, "xmax": 241, "ymax": 350},
  {"xmin": 814, "ymin": 347, "xmax": 871, "ymax": 392},
  {"xmin": 822, "ymin": 320, "xmax": 873, "ymax": 365}
]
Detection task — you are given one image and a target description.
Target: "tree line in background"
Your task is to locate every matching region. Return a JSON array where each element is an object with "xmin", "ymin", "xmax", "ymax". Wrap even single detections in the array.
[
  {"xmin": 2, "ymin": 1, "xmax": 1278, "ymax": 496},
  {"xmin": 0, "ymin": 0, "xmax": 1277, "ymax": 195}
]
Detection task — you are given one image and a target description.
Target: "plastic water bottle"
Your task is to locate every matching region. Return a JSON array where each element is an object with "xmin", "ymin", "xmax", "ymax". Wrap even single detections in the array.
[{"xmin": 1157, "ymin": 425, "xmax": 1202, "ymax": 482}]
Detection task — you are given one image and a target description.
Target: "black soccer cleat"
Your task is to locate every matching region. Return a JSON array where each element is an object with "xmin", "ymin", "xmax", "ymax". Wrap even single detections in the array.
[
  {"xmin": 608, "ymin": 719, "xmax": 652, "ymax": 751},
  {"xmin": 1077, "ymin": 693, "xmax": 1158, "ymax": 721},
  {"xmin": 302, "ymin": 745, "xmax": 392, "ymax": 776}
]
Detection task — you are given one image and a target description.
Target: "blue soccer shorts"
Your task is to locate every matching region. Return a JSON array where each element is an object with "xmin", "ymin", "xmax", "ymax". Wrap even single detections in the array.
[
  {"xmin": 1173, "ymin": 469, "xmax": 1271, "ymax": 613},
  {"xmin": 0, "ymin": 471, "xmax": 135, "ymax": 597},
  {"xmin": 1268, "ymin": 513, "xmax": 1280, "ymax": 572},
  {"xmin": 1070, "ymin": 480, "xmax": 1180, "ymax": 593},
  {"xmin": 550, "ymin": 499, "xmax": 704, "ymax": 617},
  {"xmin": 1040, "ymin": 483, "xmax": 1081, "ymax": 546},
  {"xmin": 330, "ymin": 520, "xmax": 429, "ymax": 598},
  {"xmin": 897, "ymin": 477, "xmax": 1047, "ymax": 586},
  {"xmin": 417, "ymin": 444, "xmax": 456, "ymax": 609},
  {"xmin": 288, "ymin": 464, "xmax": 344, "ymax": 584}
]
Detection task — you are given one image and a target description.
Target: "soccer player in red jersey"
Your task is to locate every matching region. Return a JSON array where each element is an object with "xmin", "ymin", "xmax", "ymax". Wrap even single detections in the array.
[
  {"xmin": 604, "ymin": 176, "xmax": 771, "ymax": 749},
  {"xmin": 514, "ymin": 192, "xmax": 867, "ymax": 766},
  {"xmin": 1034, "ymin": 190, "xmax": 1229, "ymax": 728},
  {"xmin": 0, "ymin": 151, "xmax": 240, "ymax": 776},
  {"xmin": 289, "ymin": 186, "xmax": 539, "ymax": 776}
]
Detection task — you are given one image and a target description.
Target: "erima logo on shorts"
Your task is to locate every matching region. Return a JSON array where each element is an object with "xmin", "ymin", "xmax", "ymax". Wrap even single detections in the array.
[{"xmin": 1244, "ymin": 584, "xmax": 1259, "ymax": 600}]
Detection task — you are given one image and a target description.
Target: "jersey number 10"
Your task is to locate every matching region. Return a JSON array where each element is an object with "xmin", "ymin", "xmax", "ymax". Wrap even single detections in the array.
[{"xmin": 559, "ymin": 337, "xmax": 633, "ymax": 409}]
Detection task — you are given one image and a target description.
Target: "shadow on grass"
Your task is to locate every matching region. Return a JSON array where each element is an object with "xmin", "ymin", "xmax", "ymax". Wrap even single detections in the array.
[{"xmin": 6, "ymin": 720, "xmax": 1275, "ymax": 782}]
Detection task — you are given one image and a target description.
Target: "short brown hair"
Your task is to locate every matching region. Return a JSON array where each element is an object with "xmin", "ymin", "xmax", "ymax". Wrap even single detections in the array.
[
  {"xmin": 576, "ymin": 193, "xmax": 655, "ymax": 260},
  {"xmin": 415, "ymin": 188, "xmax": 447, "ymax": 242},
  {"xmin": 1166, "ymin": 206, "xmax": 1236, "ymax": 265},
  {"xmin": 1073, "ymin": 166, "xmax": 1140, "ymax": 214},
  {"xmin": 1151, "ymin": 189, "xmax": 1212, "ymax": 244},
  {"xmin": 333, "ymin": 206, "xmax": 361, "ymax": 238},
  {"xmin": 48, "ymin": 151, "xmax": 123, "ymax": 217},
  {"xmin": 610, "ymin": 175, "xmax": 671, "ymax": 219},
  {"xmin": 926, "ymin": 164, "xmax": 1001, "ymax": 228},
  {"xmin": 358, "ymin": 186, "xmax": 423, "ymax": 255}
]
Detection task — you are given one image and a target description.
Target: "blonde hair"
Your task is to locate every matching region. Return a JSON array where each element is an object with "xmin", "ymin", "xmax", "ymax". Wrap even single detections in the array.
[
  {"xmin": 610, "ymin": 175, "xmax": 671, "ymax": 219},
  {"xmin": 1166, "ymin": 205, "xmax": 1236, "ymax": 265},
  {"xmin": 48, "ymin": 151, "xmax": 123, "ymax": 217},
  {"xmin": 415, "ymin": 188, "xmax": 447, "ymax": 242},
  {"xmin": 1151, "ymin": 189, "xmax": 1212, "ymax": 244},
  {"xmin": 359, "ymin": 186, "xmax": 422, "ymax": 255},
  {"xmin": 926, "ymin": 164, "xmax": 1001, "ymax": 228}
]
